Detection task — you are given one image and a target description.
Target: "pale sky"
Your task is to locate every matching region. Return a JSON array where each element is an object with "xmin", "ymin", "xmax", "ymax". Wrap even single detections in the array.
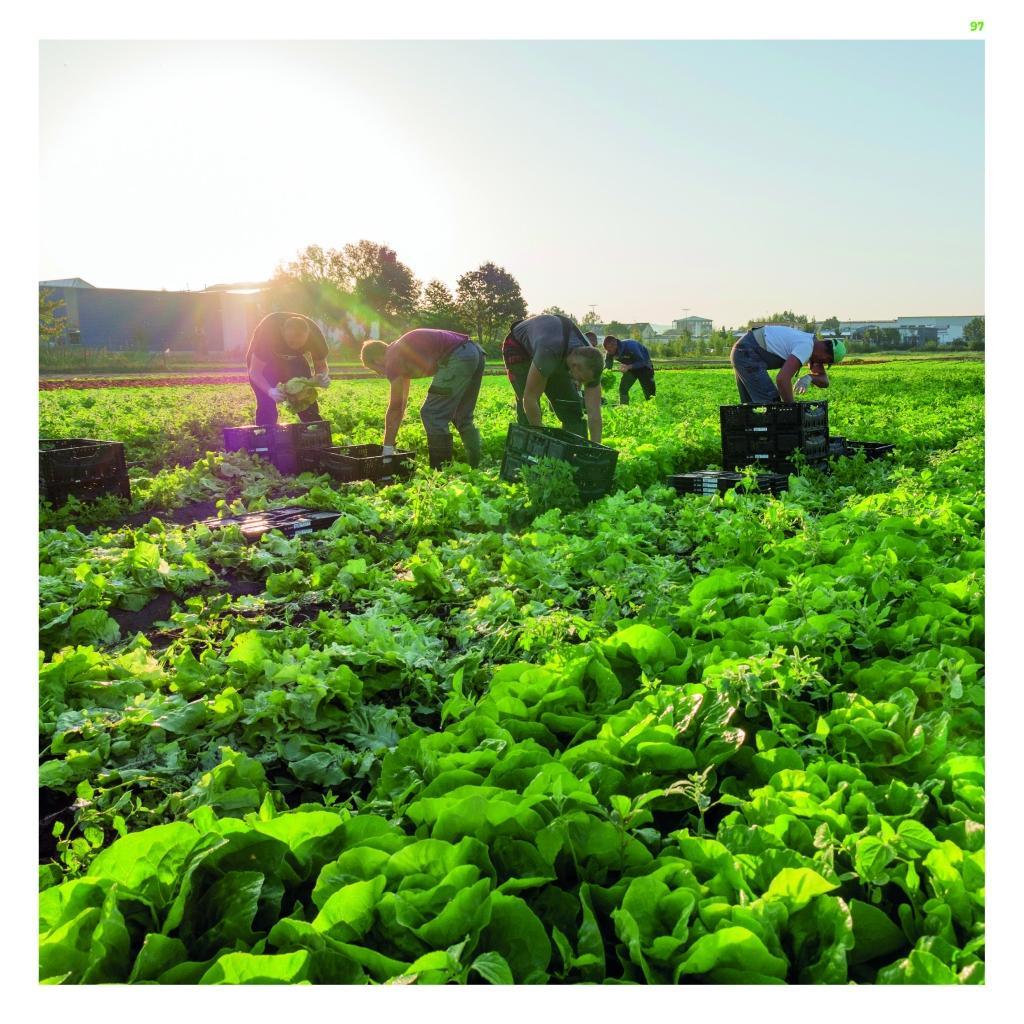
[{"xmin": 39, "ymin": 40, "xmax": 984, "ymax": 327}]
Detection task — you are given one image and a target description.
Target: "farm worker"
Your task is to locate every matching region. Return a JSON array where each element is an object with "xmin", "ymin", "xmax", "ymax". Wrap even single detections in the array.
[
  {"xmin": 730, "ymin": 325, "xmax": 847, "ymax": 404},
  {"xmin": 584, "ymin": 331, "xmax": 601, "ymax": 348},
  {"xmin": 502, "ymin": 313, "xmax": 606, "ymax": 442},
  {"xmin": 360, "ymin": 329, "xmax": 486, "ymax": 469},
  {"xmin": 603, "ymin": 335, "xmax": 656, "ymax": 404},
  {"xmin": 246, "ymin": 312, "xmax": 331, "ymax": 425}
]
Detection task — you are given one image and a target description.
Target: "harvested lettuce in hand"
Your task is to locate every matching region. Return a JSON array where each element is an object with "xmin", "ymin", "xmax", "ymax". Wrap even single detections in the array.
[{"xmin": 281, "ymin": 377, "xmax": 320, "ymax": 413}]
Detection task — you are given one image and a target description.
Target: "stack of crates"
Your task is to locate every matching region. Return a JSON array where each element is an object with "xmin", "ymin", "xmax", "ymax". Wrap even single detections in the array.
[
  {"xmin": 720, "ymin": 401, "xmax": 829, "ymax": 474},
  {"xmin": 223, "ymin": 421, "xmax": 332, "ymax": 475},
  {"xmin": 298, "ymin": 444, "xmax": 415, "ymax": 483},
  {"xmin": 40, "ymin": 438, "xmax": 132, "ymax": 506},
  {"xmin": 667, "ymin": 469, "xmax": 789, "ymax": 497},
  {"xmin": 500, "ymin": 424, "xmax": 618, "ymax": 501}
]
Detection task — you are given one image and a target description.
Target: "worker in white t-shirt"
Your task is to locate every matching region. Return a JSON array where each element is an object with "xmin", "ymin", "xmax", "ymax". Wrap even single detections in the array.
[{"xmin": 730, "ymin": 325, "xmax": 847, "ymax": 403}]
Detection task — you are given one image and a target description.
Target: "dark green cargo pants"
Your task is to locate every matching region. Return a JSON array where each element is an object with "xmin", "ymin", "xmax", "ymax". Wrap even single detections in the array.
[{"xmin": 504, "ymin": 360, "xmax": 588, "ymax": 439}]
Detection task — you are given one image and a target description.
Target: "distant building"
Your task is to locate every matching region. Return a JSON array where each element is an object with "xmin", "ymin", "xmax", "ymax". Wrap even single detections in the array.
[
  {"xmin": 657, "ymin": 315, "xmax": 713, "ymax": 342},
  {"xmin": 838, "ymin": 315, "xmax": 980, "ymax": 345},
  {"xmin": 39, "ymin": 278, "xmax": 272, "ymax": 354},
  {"xmin": 584, "ymin": 322, "xmax": 658, "ymax": 342}
]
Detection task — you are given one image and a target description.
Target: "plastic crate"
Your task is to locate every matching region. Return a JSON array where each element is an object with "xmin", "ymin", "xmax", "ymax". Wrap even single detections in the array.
[
  {"xmin": 500, "ymin": 425, "xmax": 619, "ymax": 496},
  {"xmin": 40, "ymin": 438, "xmax": 131, "ymax": 505},
  {"xmin": 722, "ymin": 429, "xmax": 828, "ymax": 469},
  {"xmin": 667, "ymin": 470, "xmax": 789, "ymax": 496},
  {"xmin": 222, "ymin": 421, "xmax": 332, "ymax": 474},
  {"xmin": 720, "ymin": 400, "xmax": 829, "ymax": 433},
  {"xmin": 271, "ymin": 421, "xmax": 332, "ymax": 474},
  {"xmin": 198, "ymin": 507, "xmax": 341, "ymax": 541},
  {"xmin": 274, "ymin": 421, "xmax": 332, "ymax": 450},
  {"xmin": 40, "ymin": 438, "xmax": 128, "ymax": 486},
  {"xmin": 300, "ymin": 444, "xmax": 415, "ymax": 483},
  {"xmin": 223, "ymin": 425, "xmax": 273, "ymax": 459},
  {"xmin": 42, "ymin": 475, "xmax": 132, "ymax": 508},
  {"xmin": 838, "ymin": 439, "xmax": 896, "ymax": 461}
]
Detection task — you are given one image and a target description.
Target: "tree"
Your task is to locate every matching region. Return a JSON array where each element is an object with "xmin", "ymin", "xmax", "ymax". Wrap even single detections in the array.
[
  {"xmin": 822, "ymin": 316, "xmax": 841, "ymax": 334},
  {"xmin": 39, "ymin": 288, "xmax": 66, "ymax": 344},
  {"xmin": 272, "ymin": 240, "xmax": 421, "ymax": 333},
  {"xmin": 340, "ymin": 240, "xmax": 421, "ymax": 327},
  {"xmin": 580, "ymin": 310, "xmax": 602, "ymax": 328},
  {"xmin": 542, "ymin": 305, "xmax": 577, "ymax": 322},
  {"xmin": 749, "ymin": 310, "xmax": 814, "ymax": 331},
  {"xmin": 270, "ymin": 244, "xmax": 351, "ymax": 325},
  {"xmin": 606, "ymin": 320, "xmax": 628, "ymax": 337},
  {"xmin": 456, "ymin": 262, "xmax": 528, "ymax": 355},
  {"xmin": 418, "ymin": 280, "xmax": 470, "ymax": 333},
  {"xmin": 277, "ymin": 244, "xmax": 347, "ymax": 286},
  {"xmin": 963, "ymin": 316, "xmax": 984, "ymax": 347}
]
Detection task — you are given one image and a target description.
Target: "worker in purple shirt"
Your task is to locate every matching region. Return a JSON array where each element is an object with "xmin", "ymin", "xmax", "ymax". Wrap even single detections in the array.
[
  {"xmin": 603, "ymin": 335, "xmax": 656, "ymax": 404},
  {"xmin": 246, "ymin": 312, "xmax": 331, "ymax": 425},
  {"xmin": 361, "ymin": 329, "xmax": 486, "ymax": 469}
]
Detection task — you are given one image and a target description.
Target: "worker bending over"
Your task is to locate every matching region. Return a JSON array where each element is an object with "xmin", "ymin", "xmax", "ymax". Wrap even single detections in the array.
[
  {"xmin": 361, "ymin": 329, "xmax": 486, "ymax": 469},
  {"xmin": 730, "ymin": 324, "xmax": 846, "ymax": 404},
  {"xmin": 502, "ymin": 313, "xmax": 606, "ymax": 441},
  {"xmin": 603, "ymin": 335, "xmax": 656, "ymax": 404},
  {"xmin": 246, "ymin": 312, "xmax": 331, "ymax": 425}
]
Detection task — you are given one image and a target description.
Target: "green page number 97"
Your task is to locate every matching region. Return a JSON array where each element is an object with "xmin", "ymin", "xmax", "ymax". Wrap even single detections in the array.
[{"xmin": 970, "ymin": 20, "xmax": 984, "ymax": 31}]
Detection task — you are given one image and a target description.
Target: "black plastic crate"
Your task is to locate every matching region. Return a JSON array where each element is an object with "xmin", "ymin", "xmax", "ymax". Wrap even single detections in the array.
[
  {"xmin": 835, "ymin": 439, "xmax": 896, "ymax": 461},
  {"xmin": 300, "ymin": 444, "xmax": 415, "ymax": 483},
  {"xmin": 40, "ymin": 438, "xmax": 131, "ymax": 506},
  {"xmin": 500, "ymin": 425, "xmax": 618, "ymax": 496},
  {"xmin": 722, "ymin": 428, "xmax": 828, "ymax": 459},
  {"xmin": 198, "ymin": 506, "xmax": 341, "ymax": 542},
  {"xmin": 223, "ymin": 424, "xmax": 273, "ymax": 456},
  {"xmin": 274, "ymin": 421, "xmax": 332, "ymax": 450},
  {"xmin": 223, "ymin": 421, "xmax": 332, "ymax": 474},
  {"xmin": 41, "ymin": 475, "xmax": 132, "ymax": 508},
  {"xmin": 40, "ymin": 438, "xmax": 128, "ymax": 486},
  {"xmin": 722, "ymin": 431, "xmax": 828, "ymax": 469},
  {"xmin": 668, "ymin": 470, "xmax": 789, "ymax": 496},
  {"xmin": 271, "ymin": 421, "xmax": 332, "ymax": 474},
  {"xmin": 720, "ymin": 400, "xmax": 829, "ymax": 434}
]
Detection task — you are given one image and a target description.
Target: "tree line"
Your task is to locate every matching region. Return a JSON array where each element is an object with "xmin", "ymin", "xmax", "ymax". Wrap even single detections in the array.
[{"xmin": 268, "ymin": 242, "xmax": 528, "ymax": 358}]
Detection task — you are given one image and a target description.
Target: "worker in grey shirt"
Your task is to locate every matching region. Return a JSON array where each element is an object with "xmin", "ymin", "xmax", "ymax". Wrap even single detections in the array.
[{"xmin": 502, "ymin": 314, "xmax": 606, "ymax": 441}]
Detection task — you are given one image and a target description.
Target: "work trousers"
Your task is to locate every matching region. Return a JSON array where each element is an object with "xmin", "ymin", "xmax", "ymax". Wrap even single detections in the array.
[
  {"xmin": 619, "ymin": 366, "xmax": 656, "ymax": 404},
  {"xmin": 730, "ymin": 332, "xmax": 787, "ymax": 404},
  {"xmin": 502, "ymin": 341, "xmax": 588, "ymax": 439},
  {"xmin": 419, "ymin": 342, "xmax": 486, "ymax": 468},
  {"xmin": 250, "ymin": 354, "xmax": 322, "ymax": 426}
]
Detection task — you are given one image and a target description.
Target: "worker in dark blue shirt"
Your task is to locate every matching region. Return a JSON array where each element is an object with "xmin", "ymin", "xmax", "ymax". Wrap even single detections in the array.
[{"xmin": 603, "ymin": 335, "xmax": 656, "ymax": 404}]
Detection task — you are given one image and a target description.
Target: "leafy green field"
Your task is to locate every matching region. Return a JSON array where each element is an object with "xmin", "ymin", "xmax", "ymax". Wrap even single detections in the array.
[{"xmin": 38, "ymin": 363, "xmax": 984, "ymax": 984}]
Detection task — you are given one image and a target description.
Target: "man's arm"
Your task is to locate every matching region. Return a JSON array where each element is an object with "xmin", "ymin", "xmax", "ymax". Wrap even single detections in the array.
[
  {"xmin": 806, "ymin": 359, "xmax": 831, "ymax": 388},
  {"xmin": 583, "ymin": 386, "xmax": 603, "ymax": 444},
  {"xmin": 522, "ymin": 364, "xmax": 548, "ymax": 427},
  {"xmin": 382, "ymin": 377, "xmax": 410, "ymax": 446},
  {"xmin": 775, "ymin": 355, "xmax": 803, "ymax": 402},
  {"xmin": 248, "ymin": 353, "xmax": 276, "ymax": 397}
]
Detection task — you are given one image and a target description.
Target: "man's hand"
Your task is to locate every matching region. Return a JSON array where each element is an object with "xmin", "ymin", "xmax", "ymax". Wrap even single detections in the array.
[
  {"xmin": 314, "ymin": 371, "xmax": 331, "ymax": 388},
  {"xmin": 794, "ymin": 374, "xmax": 813, "ymax": 395},
  {"xmin": 268, "ymin": 386, "xmax": 286, "ymax": 403}
]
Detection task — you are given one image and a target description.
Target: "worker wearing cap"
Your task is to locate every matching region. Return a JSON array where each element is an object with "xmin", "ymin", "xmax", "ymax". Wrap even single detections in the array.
[
  {"xmin": 603, "ymin": 335, "xmax": 656, "ymax": 404},
  {"xmin": 730, "ymin": 324, "xmax": 846, "ymax": 404},
  {"xmin": 502, "ymin": 313, "xmax": 606, "ymax": 442},
  {"xmin": 361, "ymin": 328, "xmax": 486, "ymax": 469},
  {"xmin": 246, "ymin": 312, "xmax": 331, "ymax": 425}
]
